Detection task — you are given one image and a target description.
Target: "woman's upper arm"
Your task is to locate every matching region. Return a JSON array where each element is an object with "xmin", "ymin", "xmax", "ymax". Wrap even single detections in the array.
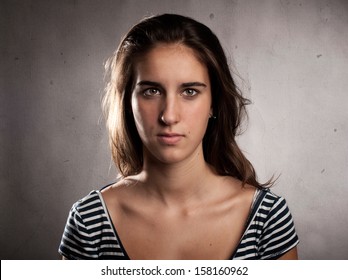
[{"xmin": 277, "ymin": 247, "xmax": 298, "ymax": 260}]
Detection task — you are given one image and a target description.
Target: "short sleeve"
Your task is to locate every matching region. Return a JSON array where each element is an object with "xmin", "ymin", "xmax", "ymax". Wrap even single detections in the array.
[
  {"xmin": 58, "ymin": 203, "xmax": 97, "ymax": 259},
  {"xmin": 258, "ymin": 197, "xmax": 299, "ymax": 259}
]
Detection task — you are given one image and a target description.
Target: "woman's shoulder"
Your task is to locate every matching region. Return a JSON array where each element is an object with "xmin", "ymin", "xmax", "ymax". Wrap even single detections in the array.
[
  {"xmin": 220, "ymin": 178, "xmax": 291, "ymax": 220},
  {"xmin": 219, "ymin": 176, "xmax": 258, "ymax": 204},
  {"xmin": 68, "ymin": 180, "xmax": 126, "ymax": 214},
  {"xmin": 69, "ymin": 189, "xmax": 101, "ymax": 212},
  {"xmin": 100, "ymin": 177, "xmax": 138, "ymax": 200},
  {"xmin": 256, "ymin": 188, "xmax": 287, "ymax": 206},
  {"xmin": 252, "ymin": 187, "xmax": 295, "ymax": 223},
  {"xmin": 98, "ymin": 177, "xmax": 144, "ymax": 215}
]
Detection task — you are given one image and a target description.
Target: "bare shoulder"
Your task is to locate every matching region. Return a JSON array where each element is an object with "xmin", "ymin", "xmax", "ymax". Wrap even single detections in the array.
[
  {"xmin": 220, "ymin": 176, "xmax": 258, "ymax": 203},
  {"xmin": 100, "ymin": 176, "xmax": 140, "ymax": 205}
]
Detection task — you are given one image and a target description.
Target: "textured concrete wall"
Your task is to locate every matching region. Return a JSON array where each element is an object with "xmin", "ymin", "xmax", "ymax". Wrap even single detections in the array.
[{"xmin": 1, "ymin": 0, "xmax": 347, "ymax": 259}]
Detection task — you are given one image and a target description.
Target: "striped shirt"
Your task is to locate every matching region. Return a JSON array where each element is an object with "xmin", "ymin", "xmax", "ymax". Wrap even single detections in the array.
[{"xmin": 59, "ymin": 188, "xmax": 299, "ymax": 259}]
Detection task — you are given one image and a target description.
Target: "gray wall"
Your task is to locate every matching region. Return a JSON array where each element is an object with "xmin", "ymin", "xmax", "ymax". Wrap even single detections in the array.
[{"xmin": 1, "ymin": 0, "xmax": 347, "ymax": 260}]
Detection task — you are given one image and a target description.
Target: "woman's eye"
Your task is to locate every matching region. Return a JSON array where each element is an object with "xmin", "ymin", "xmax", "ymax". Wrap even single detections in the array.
[
  {"xmin": 143, "ymin": 88, "xmax": 160, "ymax": 97},
  {"xmin": 182, "ymin": 88, "xmax": 198, "ymax": 97}
]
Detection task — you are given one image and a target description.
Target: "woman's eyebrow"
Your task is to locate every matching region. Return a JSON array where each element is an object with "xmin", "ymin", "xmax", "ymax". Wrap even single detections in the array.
[
  {"xmin": 136, "ymin": 80, "xmax": 162, "ymax": 87},
  {"xmin": 136, "ymin": 81, "xmax": 207, "ymax": 88},
  {"xmin": 181, "ymin": 82, "xmax": 207, "ymax": 88}
]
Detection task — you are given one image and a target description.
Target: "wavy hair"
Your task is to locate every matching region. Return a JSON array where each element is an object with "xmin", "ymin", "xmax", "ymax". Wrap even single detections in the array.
[{"xmin": 103, "ymin": 14, "xmax": 272, "ymax": 188}]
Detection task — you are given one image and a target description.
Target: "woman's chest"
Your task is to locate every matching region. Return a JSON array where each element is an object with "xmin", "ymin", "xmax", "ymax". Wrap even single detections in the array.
[{"xmin": 113, "ymin": 206, "xmax": 249, "ymax": 260}]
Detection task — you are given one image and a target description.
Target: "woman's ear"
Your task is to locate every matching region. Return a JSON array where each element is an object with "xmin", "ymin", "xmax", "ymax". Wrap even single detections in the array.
[{"xmin": 209, "ymin": 108, "xmax": 216, "ymax": 119}]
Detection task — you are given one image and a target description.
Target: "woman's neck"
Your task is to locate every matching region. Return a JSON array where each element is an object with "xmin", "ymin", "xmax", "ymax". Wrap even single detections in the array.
[{"xmin": 136, "ymin": 150, "xmax": 217, "ymax": 208}]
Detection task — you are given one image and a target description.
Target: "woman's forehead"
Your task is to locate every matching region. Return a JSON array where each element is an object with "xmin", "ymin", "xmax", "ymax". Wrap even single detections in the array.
[{"xmin": 133, "ymin": 44, "xmax": 210, "ymax": 87}]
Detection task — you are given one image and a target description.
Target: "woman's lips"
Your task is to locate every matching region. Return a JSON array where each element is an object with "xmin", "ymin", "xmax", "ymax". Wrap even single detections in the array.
[{"xmin": 157, "ymin": 133, "xmax": 184, "ymax": 145}]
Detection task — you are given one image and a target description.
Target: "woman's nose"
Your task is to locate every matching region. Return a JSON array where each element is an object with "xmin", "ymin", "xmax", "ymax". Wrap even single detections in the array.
[{"xmin": 159, "ymin": 95, "xmax": 180, "ymax": 126}]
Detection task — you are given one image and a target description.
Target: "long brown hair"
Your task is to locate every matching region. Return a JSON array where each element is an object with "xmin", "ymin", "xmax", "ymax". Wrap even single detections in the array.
[{"xmin": 103, "ymin": 14, "xmax": 272, "ymax": 188}]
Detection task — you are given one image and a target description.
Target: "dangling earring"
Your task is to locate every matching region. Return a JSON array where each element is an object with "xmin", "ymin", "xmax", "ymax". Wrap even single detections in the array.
[{"xmin": 209, "ymin": 113, "xmax": 216, "ymax": 120}]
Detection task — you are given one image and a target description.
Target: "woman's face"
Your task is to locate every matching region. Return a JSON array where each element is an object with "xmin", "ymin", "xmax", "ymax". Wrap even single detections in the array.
[{"xmin": 131, "ymin": 43, "xmax": 212, "ymax": 165}]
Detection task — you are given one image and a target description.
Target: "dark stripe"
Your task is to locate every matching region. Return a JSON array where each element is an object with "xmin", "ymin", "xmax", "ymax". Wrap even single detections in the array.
[
  {"xmin": 262, "ymin": 235, "xmax": 299, "ymax": 259},
  {"xmin": 67, "ymin": 219, "xmax": 90, "ymax": 235},
  {"xmin": 59, "ymin": 245, "xmax": 95, "ymax": 260},
  {"xmin": 60, "ymin": 240, "xmax": 95, "ymax": 254},
  {"xmin": 63, "ymin": 231, "xmax": 96, "ymax": 249},
  {"xmin": 78, "ymin": 194, "xmax": 100, "ymax": 205},
  {"xmin": 262, "ymin": 214, "xmax": 293, "ymax": 238},
  {"xmin": 234, "ymin": 247, "xmax": 258, "ymax": 259},
  {"xmin": 261, "ymin": 227, "xmax": 297, "ymax": 251},
  {"xmin": 79, "ymin": 201, "xmax": 103, "ymax": 212},
  {"xmin": 82, "ymin": 213, "xmax": 106, "ymax": 222}
]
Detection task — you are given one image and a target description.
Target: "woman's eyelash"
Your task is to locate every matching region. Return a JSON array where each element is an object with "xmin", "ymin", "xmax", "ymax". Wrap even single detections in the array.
[
  {"xmin": 182, "ymin": 88, "xmax": 199, "ymax": 96},
  {"xmin": 143, "ymin": 88, "xmax": 161, "ymax": 96},
  {"xmin": 140, "ymin": 87, "xmax": 199, "ymax": 97}
]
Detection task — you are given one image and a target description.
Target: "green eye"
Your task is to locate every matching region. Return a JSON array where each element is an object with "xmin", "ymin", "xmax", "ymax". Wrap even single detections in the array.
[
  {"xmin": 183, "ymin": 88, "xmax": 198, "ymax": 97},
  {"xmin": 143, "ymin": 88, "xmax": 160, "ymax": 96}
]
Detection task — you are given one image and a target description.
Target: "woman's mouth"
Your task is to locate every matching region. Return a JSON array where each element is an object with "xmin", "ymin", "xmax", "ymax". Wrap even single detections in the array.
[{"xmin": 157, "ymin": 133, "xmax": 184, "ymax": 145}]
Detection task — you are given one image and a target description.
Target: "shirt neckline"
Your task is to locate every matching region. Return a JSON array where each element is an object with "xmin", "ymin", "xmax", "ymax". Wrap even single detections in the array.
[
  {"xmin": 96, "ymin": 190, "xmax": 131, "ymax": 260},
  {"xmin": 95, "ymin": 188, "xmax": 265, "ymax": 260}
]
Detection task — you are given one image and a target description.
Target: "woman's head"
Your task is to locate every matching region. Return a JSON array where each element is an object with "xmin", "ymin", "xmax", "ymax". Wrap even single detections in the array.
[{"xmin": 104, "ymin": 14, "xmax": 264, "ymax": 187}]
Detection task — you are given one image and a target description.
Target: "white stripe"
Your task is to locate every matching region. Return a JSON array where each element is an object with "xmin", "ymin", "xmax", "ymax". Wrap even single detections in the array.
[
  {"xmin": 239, "ymin": 236, "xmax": 258, "ymax": 244},
  {"xmin": 83, "ymin": 213, "xmax": 107, "ymax": 223},
  {"xmin": 262, "ymin": 197, "xmax": 275, "ymax": 204},
  {"xmin": 263, "ymin": 200, "xmax": 287, "ymax": 229},
  {"xmin": 234, "ymin": 244, "xmax": 256, "ymax": 254},
  {"xmin": 87, "ymin": 221, "xmax": 106, "ymax": 230},
  {"xmin": 66, "ymin": 221, "xmax": 91, "ymax": 239},
  {"xmin": 76, "ymin": 193, "xmax": 99, "ymax": 208},
  {"xmin": 63, "ymin": 236, "xmax": 97, "ymax": 253},
  {"xmin": 262, "ymin": 231, "xmax": 298, "ymax": 255},
  {"xmin": 262, "ymin": 216, "xmax": 293, "ymax": 242},
  {"xmin": 234, "ymin": 251, "xmax": 257, "ymax": 260},
  {"xmin": 255, "ymin": 212, "xmax": 268, "ymax": 220},
  {"xmin": 64, "ymin": 228, "xmax": 121, "ymax": 249},
  {"xmin": 60, "ymin": 243, "xmax": 98, "ymax": 259},
  {"xmin": 64, "ymin": 228, "xmax": 93, "ymax": 245},
  {"xmin": 83, "ymin": 214, "xmax": 105, "ymax": 223},
  {"xmin": 101, "ymin": 251, "xmax": 126, "ymax": 256},
  {"xmin": 91, "ymin": 236, "xmax": 120, "ymax": 244},
  {"xmin": 88, "ymin": 223, "xmax": 114, "ymax": 232},
  {"xmin": 100, "ymin": 244, "xmax": 121, "ymax": 249},
  {"xmin": 265, "ymin": 192, "xmax": 279, "ymax": 200},
  {"xmin": 264, "ymin": 210, "xmax": 291, "ymax": 235},
  {"xmin": 80, "ymin": 205, "xmax": 104, "ymax": 216},
  {"xmin": 89, "ymin": 230, "xmax": 116, "ymax": 238},
  {"xmin": 240, "ymin": 228, "xmax": 262, "ymax": 239}
]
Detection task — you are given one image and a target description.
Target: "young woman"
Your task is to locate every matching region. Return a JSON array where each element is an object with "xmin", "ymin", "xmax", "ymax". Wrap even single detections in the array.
[{"xmin": 59, "ymin": 14, "xmax": 299, "ymax": 260}]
